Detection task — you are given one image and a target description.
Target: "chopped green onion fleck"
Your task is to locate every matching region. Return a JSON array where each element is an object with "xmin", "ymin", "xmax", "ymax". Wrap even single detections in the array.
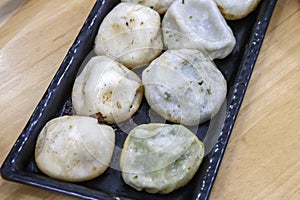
[
  {"xmin": 207, "ymin": 88, "xmax": 212, "ymax": 95},
  {"xmin": 164, "ymin": 92, "xmax": 172, "ymax": 100}
]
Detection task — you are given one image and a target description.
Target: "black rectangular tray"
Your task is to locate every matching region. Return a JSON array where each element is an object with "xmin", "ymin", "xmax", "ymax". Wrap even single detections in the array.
[{"xmin": 1, "ymin": 0, "xmax": 277, "ymax": 199}]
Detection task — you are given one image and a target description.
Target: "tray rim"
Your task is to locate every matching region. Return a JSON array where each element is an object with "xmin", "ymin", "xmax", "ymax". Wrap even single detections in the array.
[{"xmin": 1, "ymin": 0, "xmax": 278, "ymax": 199}]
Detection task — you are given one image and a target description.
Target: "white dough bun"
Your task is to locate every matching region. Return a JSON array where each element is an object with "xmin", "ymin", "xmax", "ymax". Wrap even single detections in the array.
[
  {"xmin": 120, "ymin": 123, "xmax": 204, "ymax": 194},
  {"xmin": 142, "ymin": 49, "xmax": 227, "ymax": 126},
  {"xmin": 72, "ymin": 56, "xmax": 143, "ymax": 124},
  {"xmin": 94, "ymin": 3, "xmax": 163, "ymax": 69},
  {"xmin": 35, "ymin": 115, "xmax": 115, "ymax": 182},
  {"xmin": 162, "ymin": 0, "xmax": 236, "ymax": 59}
]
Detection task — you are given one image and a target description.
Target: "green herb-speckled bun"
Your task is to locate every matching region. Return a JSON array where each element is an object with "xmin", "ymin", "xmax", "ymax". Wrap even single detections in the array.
[
  {"xmin": 142, "ymin": 49, "xmax": 227, "ymax": 126},
  {"xmin": 120, "ymin": 123, "xmax": 204, "ymax": 194}
]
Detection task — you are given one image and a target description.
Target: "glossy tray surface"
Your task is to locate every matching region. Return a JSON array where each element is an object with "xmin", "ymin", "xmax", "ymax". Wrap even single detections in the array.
[{"xmin": 1, "ymin": 0, "xmax": 277, "ymax": 199}]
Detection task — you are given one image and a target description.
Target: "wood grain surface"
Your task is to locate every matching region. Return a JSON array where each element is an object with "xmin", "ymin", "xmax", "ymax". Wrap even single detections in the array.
[{"xmin": 0, "ymin": 0, "xmax": 299, "ymax": 199}]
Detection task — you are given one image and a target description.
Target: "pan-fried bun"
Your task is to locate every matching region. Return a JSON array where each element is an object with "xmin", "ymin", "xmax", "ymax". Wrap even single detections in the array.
[
  {"xmin": 142, "ymin": 49, "xmax": 227, "ymax": 126},
  {"xmin": 214, "ymin": 0, "xmax": 261, "ymax": 20},
  {"xmin": 35, "ymin": 116, "xmax": 115, "ymax": 182},
  {"xmin": 72, "ymin": 56, "xmax": 143, "ymax": 124},
  {"xmin": 120, "ymin": 123, "xmax": 204, "ymax": 194},
  {"xmin": 94, "ymin": 3, "xmax": 163, "ymax": 69},
  {"xmin": 162, "ymin": 0, "xmax": 235, "ymax": 59}
]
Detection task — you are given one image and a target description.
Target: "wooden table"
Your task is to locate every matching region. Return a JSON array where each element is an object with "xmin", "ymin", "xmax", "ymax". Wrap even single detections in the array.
[{"xmin": 0, "ymin": 0, "xmax": 299, "ymax": 199}]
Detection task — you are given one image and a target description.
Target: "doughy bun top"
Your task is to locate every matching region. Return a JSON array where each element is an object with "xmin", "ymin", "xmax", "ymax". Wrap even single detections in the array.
[
  {"xmin": 94, "ymin": 3, "xmax": 163, "ymax": 69},
  {"xmin": 120, "ymin": 123, "xmax": 204, "ymax": 194},
  {"xmin": 72, "ymin": 56, "xmax": 143, "ymax": 124},
  {"xmin": 142, "ymin": 49, "xmax": 227, "ymax": 126},
  {"xmin": 35, "ymin": 115, "xmax": 115, "ymax": 182}
]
